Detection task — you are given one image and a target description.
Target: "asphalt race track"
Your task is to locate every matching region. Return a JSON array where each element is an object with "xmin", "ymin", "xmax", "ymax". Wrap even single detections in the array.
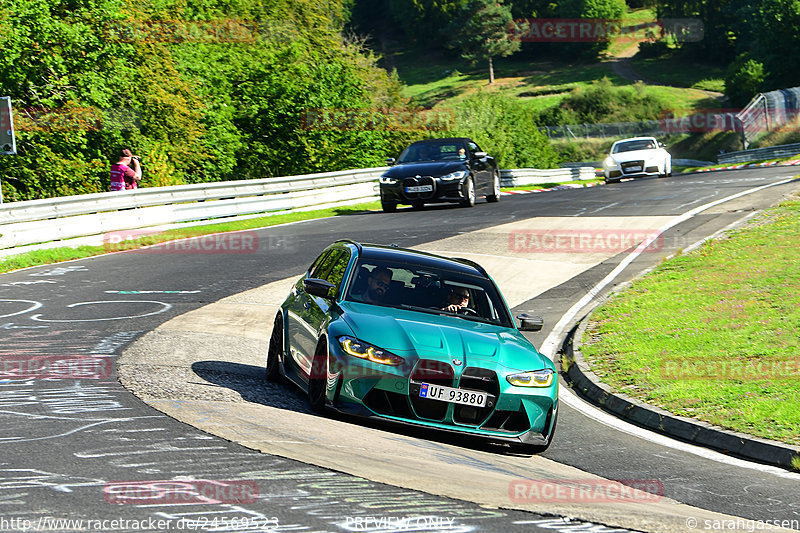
[{"xmin": 1, "ymin": 168, "xmax": 799, "ymax": 533}]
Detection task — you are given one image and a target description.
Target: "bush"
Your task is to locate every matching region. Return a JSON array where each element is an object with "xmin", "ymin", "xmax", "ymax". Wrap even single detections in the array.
[
  {"xmin": 537, "ymin": 78, "xmax": 669, "ymax": 125},
  {"xmin": 445, "ymin": 91, "xmax": 559, "ymax": 168},
  {"xmin": 725, "ymin": 55, "xmax": 765, "ymax": 108}
]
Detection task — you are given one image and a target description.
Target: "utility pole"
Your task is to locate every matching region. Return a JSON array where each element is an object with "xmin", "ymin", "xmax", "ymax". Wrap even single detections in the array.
[{"xmin": 0, "ymin": 96, "xmax": 18, "ymax": 204}]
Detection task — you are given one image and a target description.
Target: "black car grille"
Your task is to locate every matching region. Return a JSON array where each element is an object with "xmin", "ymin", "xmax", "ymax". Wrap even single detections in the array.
[
  {"xmin": 481, "ymin": 406, "xmax": 531, "ymax": 433},
  {"xmin": 363, "ymin": 361, "xmax": 527, "ymax": 433},
  {"xmin": 408, "ymin": 359, "xmax": 454, "ymax": 421},
  {"xmin": 363, "ymin": 389, "xmax": 414, "ymax": 418},
  {"xmin": 453, "ymin": 367, "xmax": 498, "ymax": 426},
  {"xmin": 621, "ymin": 160, "xmax": 645, "ymax": 173},
  {"xmin": 401, "ymin": 176, "xmax": 436, "ymax": 200}
]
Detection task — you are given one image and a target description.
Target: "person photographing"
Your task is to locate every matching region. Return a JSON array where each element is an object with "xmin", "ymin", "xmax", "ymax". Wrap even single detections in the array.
[{"xmin": 109, "ymin": 148, "xmax": 142, "ymax": 191}]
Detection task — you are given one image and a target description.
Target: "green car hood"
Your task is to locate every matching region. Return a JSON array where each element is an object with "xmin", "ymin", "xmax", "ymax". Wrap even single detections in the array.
[{"xmin": 339, "ymin": 301, "xmax": 550, "ymax": 371}]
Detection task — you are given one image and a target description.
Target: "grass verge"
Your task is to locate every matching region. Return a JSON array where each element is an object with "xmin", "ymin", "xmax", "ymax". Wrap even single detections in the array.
[
  {"xmin": 0, "ymin": 201, "xmax": 381, "ymax": 275},
  {"xmin": 580, "ymin": 194, "xmax": 800, "ymax": 445}
]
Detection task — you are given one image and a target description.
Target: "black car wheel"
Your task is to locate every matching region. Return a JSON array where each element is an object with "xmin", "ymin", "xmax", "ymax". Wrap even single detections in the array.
[
  {"xmin": 266, "ymin": 314, "xmax": 283, "ymax": 382},
  {"xmin": 381, "ymin": 200, "xmax": 397, "ymax": 213},
  {"xmin": 486, "ymin": 170, "xmax": 500, "ymax": 203},
  {"xmin": 308, "ymin": 344, "xmax": 328, "ymax": 413},
  {"xmin": 461, "ymin": 177, "xmax": 476, "ymax": 207}
]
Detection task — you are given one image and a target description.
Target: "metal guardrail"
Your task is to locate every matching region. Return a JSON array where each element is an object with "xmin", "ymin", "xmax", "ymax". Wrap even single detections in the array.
[
  {"xmin": 540, "ymin": 120, "xmax": 665, "ymax": 141},
  {"xmin": 737, "ymin": 87, "xmax": 800, "ymax": 149},
  {"xmin": 0, "ymin": 165, "xmax": 595, "ymax": 255},
  {"xmin": 717, "ymin": 142, "xmax": 800, "ymax": 165},
  {"xmin": 501, "ymin": 167, "xmax": 595, "ymax": 187}
]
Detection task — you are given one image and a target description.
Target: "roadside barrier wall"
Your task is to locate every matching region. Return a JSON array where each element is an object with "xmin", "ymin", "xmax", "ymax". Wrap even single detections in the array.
[{"xmin": 0, "ymin": 165, "xmax": 595, "ymax": 256}]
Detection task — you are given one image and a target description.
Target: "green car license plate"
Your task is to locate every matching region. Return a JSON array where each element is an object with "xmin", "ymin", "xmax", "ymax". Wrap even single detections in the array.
[{"xmin": 419, "ymin": 382, "xmax": 487, "ymax": 407}]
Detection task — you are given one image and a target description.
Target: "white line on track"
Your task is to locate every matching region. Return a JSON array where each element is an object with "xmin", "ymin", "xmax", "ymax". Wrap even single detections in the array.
[{"xmin": 540, "ymin": 176, "xmax": 800, "ymax": 478}]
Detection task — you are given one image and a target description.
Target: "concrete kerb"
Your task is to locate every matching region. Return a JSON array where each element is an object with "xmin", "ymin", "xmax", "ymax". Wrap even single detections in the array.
[{"xmin": 562, "ymin": 305, "xmax": 800, "ymax": 471}]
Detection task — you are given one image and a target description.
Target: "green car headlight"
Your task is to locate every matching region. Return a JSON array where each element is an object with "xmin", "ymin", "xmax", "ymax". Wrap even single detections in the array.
[
  {"xmin": 507, "ymin": 369, "xmax": 554, "ymax": 387},
  {"xmin": 338, "ymin": 336, "xmax": 405, "ymax": 366}
]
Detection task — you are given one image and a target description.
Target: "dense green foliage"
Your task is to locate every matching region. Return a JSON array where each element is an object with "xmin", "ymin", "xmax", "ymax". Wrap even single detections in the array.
[
  {"xmin": 538, "ymin": 78, "xmax": 670, "ymax": 125},
  {"xmin": 351, "ymin": 0, "xmax": 627, "ymax": 59},
  {"xmin": 448, "ymin": 92, "xmax": 559, "ymax": 169},
  {"xmin": 0, "ymin": 0, "xmax": 414, "ymax": 200},
  {"xmin": 655, "ymin": 0, "xmax": 800, "ymax": 100}
]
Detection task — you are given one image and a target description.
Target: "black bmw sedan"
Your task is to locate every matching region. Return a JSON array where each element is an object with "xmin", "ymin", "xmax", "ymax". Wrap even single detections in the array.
[{"xmin": 379, "ymin": 138, "xmax": 501, "ymax": 212}]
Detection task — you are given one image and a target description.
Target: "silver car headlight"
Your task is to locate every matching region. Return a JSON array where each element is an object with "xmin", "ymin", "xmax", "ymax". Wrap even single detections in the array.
[
  {"xmin": 603, "ymin": 157, "xmax": 619, "ymax": 169},
  {"xmin": 380, "ymin": 175, "xmax": 397, "ymax": 184},
  {"xmin": 439, "ymin": 170, "xmax": 468, "ymax": 181}
]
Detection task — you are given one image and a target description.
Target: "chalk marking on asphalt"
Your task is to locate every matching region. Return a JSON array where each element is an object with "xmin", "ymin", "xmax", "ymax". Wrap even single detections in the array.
[
  {"xmin": 675, "ymin": 192, "xmax": 718, "ymax": 210},
  {"xmin": 0, "ymin": 299, "xmax": 43, "ymax": 319},
  {"xmin": 587, "ymin": 202, "xmax": 620, "ymax": 215},
  {"xmin": 539, "ymin": 176, "xmax": 800, "ymax": 478},
  {"xmin": 30, "ymin": 301, "xmax": 172, "ymax": 322}
]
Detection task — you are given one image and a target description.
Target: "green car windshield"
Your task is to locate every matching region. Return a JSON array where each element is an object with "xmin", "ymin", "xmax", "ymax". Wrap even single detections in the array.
[{"xmin": 344, "ymin": 260, "xmax": 514, "ymax": 328}]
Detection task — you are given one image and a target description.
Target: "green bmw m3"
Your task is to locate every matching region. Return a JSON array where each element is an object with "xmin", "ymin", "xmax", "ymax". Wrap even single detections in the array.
[{"xmin": 266, "ymin": 240, "xmax": 558, "ymax": 453}]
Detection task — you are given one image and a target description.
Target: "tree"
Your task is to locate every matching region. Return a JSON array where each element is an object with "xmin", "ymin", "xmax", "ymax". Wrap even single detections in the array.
[
  {"xmin": 446, "ymin": 0, "xmax": 521, "ymax": 84},
  {"xmin": 725, "ymin": 55, "xmax": 765, "ymax": 107}
]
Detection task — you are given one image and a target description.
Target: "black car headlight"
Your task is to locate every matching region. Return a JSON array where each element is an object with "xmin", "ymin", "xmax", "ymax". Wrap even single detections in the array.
[
  {"xmin": 338, "ymin": 336, "xmax": 405, "ymax": 366},
  {"xmin": 439, "ymin": 170, "xmax": 468, "ymax": 181},
  {"xmin": 506, "ymin": 369, "xmax": 554, "ymax": 387},
  {"xmin": 379, "ymin": 175, "xmax": 398, "ymax": 184}
]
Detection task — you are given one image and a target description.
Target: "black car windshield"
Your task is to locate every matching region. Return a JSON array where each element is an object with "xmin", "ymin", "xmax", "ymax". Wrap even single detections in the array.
[
  {"xmin": 397, "ymin": 142, "xmax": 468, "ymax": 163},
  {"xmin": 612, "ymin": 139, "xmax": 657, "ymax": 153},
  {"xmin": 344, "ymin": 259, "xmax": 513, "ymax": 327}
]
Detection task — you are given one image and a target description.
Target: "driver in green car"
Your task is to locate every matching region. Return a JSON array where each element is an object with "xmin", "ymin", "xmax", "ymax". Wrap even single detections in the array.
[{"xmin": 441, "ymin": 286, "xmax": 470, "ymax": 313}]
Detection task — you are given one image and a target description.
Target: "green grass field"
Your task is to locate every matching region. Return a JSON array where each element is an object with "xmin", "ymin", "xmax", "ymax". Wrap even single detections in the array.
[{"xmin": 580, "ymin": 196, "xmax": 800, "ymax": 445}]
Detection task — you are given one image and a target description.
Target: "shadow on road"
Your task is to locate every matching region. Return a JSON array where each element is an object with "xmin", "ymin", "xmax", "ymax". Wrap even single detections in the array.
[{"xmin": 190, "ymin": 359, "xmax": 547, "ymax": 458}]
